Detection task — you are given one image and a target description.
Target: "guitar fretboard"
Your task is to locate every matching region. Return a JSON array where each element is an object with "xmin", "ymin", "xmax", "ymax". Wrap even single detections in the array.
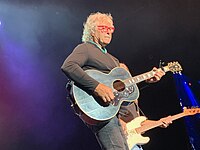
[
  {"xmin": 135, "ymin": 112, "xmax": 186, "ymax": 134},
  {"xmin": 124, "ymin": 71, "xmax": 155, "ymax": 85},
  {"xmin": 124, "ymin": 66, "xmax": 171, "ymax": 86}
]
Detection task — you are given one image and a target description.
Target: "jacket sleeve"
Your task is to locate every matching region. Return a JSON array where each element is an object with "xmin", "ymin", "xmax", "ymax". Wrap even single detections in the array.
[{"xmin": 61, "ymin": 44, "xmax": 99, "ymax": 92}]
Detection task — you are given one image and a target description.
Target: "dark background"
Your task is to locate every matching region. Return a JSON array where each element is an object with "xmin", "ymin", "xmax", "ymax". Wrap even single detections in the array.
[{"xmin": 0, "ymin": 0, "xmax": 200, "ymax": 150}]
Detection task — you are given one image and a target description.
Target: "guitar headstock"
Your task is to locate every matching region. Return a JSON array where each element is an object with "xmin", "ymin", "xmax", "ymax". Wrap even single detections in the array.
[
  {"xmin": 163, "ymin": 61, "xmax": 183, "ymax": 74},
  {"xmin": 183, "ymin": 107, "xmax": 200, "ymax": 116}
]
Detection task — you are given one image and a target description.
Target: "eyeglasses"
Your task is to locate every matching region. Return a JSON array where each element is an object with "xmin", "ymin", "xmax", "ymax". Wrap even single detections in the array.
[{"xmin": 97, "ymin": 25, "xmax": 115, "ymax": 33}]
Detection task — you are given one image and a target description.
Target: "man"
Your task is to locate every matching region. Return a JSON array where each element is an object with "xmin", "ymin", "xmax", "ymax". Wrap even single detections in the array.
[{"xmin": 61, "ymin": 12, "xmax": 171, "ymax": 150}]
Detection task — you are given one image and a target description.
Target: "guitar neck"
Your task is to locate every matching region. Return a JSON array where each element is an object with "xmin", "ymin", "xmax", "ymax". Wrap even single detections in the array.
[
  {"xmin": 125, "ymin": 66, "xmax": 170, "ymax": 85},
  {"xmin": 136, "ymin": 112, "xmax": 186, "ymax": 134}
]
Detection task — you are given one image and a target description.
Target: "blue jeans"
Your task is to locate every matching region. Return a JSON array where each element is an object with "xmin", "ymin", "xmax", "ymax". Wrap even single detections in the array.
[{"xmin": 87, "ymin": 116, "xmax": 143, "ymax": 150}]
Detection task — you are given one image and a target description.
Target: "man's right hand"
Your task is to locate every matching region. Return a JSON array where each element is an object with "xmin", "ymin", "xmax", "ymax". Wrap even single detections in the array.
[{"xmin": 94, "ymin": 83, "xmax": 114, "ymax": 103}]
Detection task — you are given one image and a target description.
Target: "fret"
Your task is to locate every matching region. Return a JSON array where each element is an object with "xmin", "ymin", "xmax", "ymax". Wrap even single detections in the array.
[
  {"xmin": 134, "ymin": 78, "xmax": 138, "ymax": 82},
  {"xmin": 144, "ymin": 74, "xmax": 149, "ymax": 79},
  {"xmin": 139, "ymin": 75, "xmax": 144, "ymax": 80},
  {"xmin": 138, "ymin": 76, "xmax": 142, "ymax": 80}
]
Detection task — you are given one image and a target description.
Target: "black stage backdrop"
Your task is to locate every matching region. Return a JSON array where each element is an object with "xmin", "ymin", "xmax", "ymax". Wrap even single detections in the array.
[{"xmin": 0, "ymin": 0, "xmax": 200, "ymax": 150}]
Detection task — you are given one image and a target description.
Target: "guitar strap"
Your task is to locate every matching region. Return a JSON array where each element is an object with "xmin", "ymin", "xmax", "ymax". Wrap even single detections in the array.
[
  {"xmin": 137, "ymin": 103, "xmax": 147, "ymax": 117},
  {"xmin": 134, "ymin": 101, "xmax": 146, "ymax": 118},
  {"xmin": 134, "ymin": 101, "xmax": 140, "ymax": 117},
  {"xmin": 132, "ymin": 100, "xmax": 147, "ymax": 118}
]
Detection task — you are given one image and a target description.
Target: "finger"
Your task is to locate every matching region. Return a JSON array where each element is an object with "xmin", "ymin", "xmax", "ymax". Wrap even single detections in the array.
[
  {"xmin": 154, "ymin": 75, "xmax": 160, "ymax": 80},
  {"xmin": 163, "ymin": 124, "xmax": 168, "ymax": 128},
  {"xmin": 153, "ymin": 67, "xmax": 158, "ymax": 71},
  {"xmin": 153, "ymin": 67, "xmax": 165, "ymax": 74},
  {"xmin": 157, "ymin": 72, "xmax": 165, "ymax": 77},
  {"xmin": 108, "ymin": 92, "xmax": 115, "ymax": 100},
  {"xmin": 161, "ymin": 121, "xmax": 169, "ymax": 128},
  {"xmin": 105, "ymin": 95, "xmax": 111, "ymax": 102},
  {"xmin": 152, "ymin": 75, "xmax": 160, "ymax": 82},
  {"xmin": 102, "ymin": 97, "xmax": 107, "ymax": 103}
]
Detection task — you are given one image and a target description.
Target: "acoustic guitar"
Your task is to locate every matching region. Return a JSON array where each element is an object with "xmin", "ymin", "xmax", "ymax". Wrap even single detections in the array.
[{"xmin": 72, "ymin": 62, "xmax": 182, "ymax": 124}]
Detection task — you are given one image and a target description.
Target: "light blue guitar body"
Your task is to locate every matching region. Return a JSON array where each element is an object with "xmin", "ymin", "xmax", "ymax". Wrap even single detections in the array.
[{"xmin": 72, "ymin": 67, "xmax": 139, "ymax": 122}]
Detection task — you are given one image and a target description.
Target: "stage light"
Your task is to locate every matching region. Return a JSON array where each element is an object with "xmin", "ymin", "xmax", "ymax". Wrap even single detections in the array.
[{"xmin": 174, "ymin": 74, "xmax": 200, "ymax": 150}]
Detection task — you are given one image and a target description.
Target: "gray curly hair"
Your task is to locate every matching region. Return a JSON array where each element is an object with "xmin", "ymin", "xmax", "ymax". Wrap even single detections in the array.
[{"xmin": 82, "ymin": 12, "xmax": 113, "ymax": 42}]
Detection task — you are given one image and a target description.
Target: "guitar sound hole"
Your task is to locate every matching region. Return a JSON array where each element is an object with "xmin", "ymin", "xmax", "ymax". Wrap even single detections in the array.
[{"xmin": 113, "ymin": 80, "xmax": 125, "ymax": 92}]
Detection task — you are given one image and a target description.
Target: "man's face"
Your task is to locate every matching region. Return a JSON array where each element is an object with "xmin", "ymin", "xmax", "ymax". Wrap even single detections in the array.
[{"xmin": 93, "ymin": 20, "xmax": 115, "ymax": 47}]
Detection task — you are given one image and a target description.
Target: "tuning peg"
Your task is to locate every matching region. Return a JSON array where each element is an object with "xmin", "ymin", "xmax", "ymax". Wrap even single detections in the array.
[
  {"xmin": 192, "ymin": 106, "xmax": 199, "ymax": 108},
  {"xmin": 159, "ymin": 60, "xmax": 165, "ymax": 68},
  {"xmin": 183, "ymin": 107, "xmax": 187, "ymax": 110}
]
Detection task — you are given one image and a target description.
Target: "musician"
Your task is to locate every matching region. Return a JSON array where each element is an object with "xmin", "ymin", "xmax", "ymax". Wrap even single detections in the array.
[{"xmin": 61, "ymin": 12, "xmax": 171, "ymax": 150}]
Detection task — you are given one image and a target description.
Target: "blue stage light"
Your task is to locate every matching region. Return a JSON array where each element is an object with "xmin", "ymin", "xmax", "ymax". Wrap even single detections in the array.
[{"xmin": 173, "ymin": 74, "xmax": 200, "ymax": 150}]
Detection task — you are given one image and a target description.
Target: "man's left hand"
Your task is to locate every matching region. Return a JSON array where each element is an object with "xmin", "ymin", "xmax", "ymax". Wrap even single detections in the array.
[
  {"xmin": 146, "ymin": 67, "xmax": 165, "ymax": 83},
  {"xmin": 159, "ymin": 115, "xmax": 173, "ymax": 128}
]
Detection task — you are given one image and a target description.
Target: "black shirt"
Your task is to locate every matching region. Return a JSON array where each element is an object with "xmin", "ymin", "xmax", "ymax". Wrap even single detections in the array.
[{"xmin": 61, "ymin": 42, "xmax": 139, "ymax": 122}]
